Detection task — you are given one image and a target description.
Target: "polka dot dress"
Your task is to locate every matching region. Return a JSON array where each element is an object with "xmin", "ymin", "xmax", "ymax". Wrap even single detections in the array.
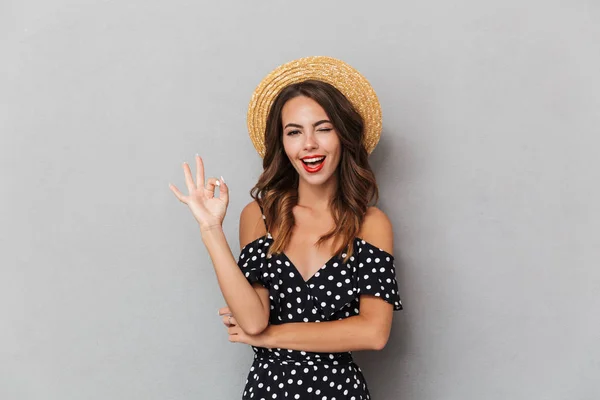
[{"xmin": 236, "ymin": 210, "xmax": 403, "ymax": 399}]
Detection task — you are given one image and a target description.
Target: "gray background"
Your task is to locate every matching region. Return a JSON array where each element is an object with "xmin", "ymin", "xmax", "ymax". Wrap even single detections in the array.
[{"xmin": 1, "ymin": 1, "xmax": 599, "ymax": 399}]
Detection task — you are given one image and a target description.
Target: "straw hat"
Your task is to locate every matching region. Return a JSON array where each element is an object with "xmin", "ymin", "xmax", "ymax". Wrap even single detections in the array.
[{"xmin": 247, "ymin": 56, "xmax": 382, "ymax": 158}]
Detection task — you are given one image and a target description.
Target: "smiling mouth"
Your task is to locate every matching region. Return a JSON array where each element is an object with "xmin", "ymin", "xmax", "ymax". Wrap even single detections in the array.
[
  {"xmin": 301, "ymin": 156, "xmax": 326, "ymax": 173},
  {"xmin": 301, "ymin": 156, "xmax": 326, "ymax": 167}
]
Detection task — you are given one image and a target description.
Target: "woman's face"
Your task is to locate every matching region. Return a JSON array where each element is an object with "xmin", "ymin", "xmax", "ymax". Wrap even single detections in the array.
[{"xmin": 281, "ymin": 95, "xmax": 342, "ymax": 185}]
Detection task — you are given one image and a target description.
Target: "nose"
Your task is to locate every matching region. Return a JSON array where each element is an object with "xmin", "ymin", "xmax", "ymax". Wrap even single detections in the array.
[{"xmin": 303, "ymin": 131, "xmax": 318, "ymax": 151}]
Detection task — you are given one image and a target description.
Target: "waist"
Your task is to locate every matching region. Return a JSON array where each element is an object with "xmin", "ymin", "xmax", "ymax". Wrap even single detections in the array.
[{"xmin": 253, "ymin": 346, "xmax": 353, "ymax": 366}]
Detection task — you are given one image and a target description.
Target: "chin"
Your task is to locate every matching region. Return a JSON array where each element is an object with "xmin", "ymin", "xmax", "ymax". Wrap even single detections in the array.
[{"xmin": 302, "ymin": 171, "xmax": 334, "ymax": 184}]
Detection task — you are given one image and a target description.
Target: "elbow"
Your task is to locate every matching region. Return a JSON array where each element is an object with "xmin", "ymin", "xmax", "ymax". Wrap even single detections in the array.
[
  {"xmin": 370, "ymin": 329, "xmax": 390, "ymax": 351},
  {"xmin": 362, "ymin": 312, "xmax": 393, "ymax": 350},
  {"xmin": 243, "ymin": 318, "xmax": 269, "ymax": 336}
]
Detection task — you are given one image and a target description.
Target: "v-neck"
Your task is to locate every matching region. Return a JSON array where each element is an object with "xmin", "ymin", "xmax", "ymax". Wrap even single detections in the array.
[
  {"xmin": 254, "ymin": 232, "xmax": 394, "ymax": 284},
  {"xmin": 281, "ymin": 251, "xmax": 339, "ymax": 284},
  {"xmin": 264, "ymin": 234, "xmax": 344, "ymax": 284}
]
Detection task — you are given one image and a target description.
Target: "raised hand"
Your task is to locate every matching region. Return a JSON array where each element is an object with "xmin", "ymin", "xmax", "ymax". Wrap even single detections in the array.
[{"xmin": 169, "ymin": 155, "xmax": 229, "ymax": 232}]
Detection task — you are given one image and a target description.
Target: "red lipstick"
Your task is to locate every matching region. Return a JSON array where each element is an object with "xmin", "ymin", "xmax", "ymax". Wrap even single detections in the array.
[{"xmin": 301, "ymin": 156, "xmax": 326, "ymax": 173}]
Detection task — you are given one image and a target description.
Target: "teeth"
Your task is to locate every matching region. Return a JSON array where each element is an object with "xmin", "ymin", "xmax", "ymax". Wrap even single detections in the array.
[{"xmin": 303, "ymin": 156, "xmax": 325, "ymax": 163}]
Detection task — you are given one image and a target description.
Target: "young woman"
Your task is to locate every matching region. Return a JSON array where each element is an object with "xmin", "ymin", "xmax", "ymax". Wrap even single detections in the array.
[{"xmin": 170, "ymin": 56, "xmax": 403, "ymax": 399}]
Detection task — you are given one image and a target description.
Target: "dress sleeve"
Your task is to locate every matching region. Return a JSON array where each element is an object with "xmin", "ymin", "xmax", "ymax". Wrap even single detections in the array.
[
  {"xmin": 355, "ymin": 240, "xmax": 403, "ymax": 310},
  {"xmin": 237, "ymin": 239, "xmax": 269, "ymax": 288}
]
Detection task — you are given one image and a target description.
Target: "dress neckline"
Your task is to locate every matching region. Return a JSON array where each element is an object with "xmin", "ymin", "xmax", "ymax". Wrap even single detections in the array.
[
  {"xmin": 259, "ymin": 233, "xmax": 394, "ymax": 257},
  {"xmin": 252, "ymin": 207, "xmax": 393, "ymax": 283},
  {"xmin": 242, "ymin": 233, "xmax": 394, "ymax": 284}
]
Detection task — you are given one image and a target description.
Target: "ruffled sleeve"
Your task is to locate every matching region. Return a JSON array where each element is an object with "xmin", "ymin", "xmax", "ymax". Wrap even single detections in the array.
[
  {"xmin": 237, "ymin": 238, "xmax": 270, "ymax": 288},
  {"xmin": 356, "ymin": 239, "xmax": 403, "ymax": 310}
]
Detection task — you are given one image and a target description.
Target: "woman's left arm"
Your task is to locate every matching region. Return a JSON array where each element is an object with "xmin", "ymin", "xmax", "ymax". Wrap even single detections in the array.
[
  {"xmin": 253, "ymin": 297, "xmax": 394, "ymax": 352},
  {"xmin": 228, "ymin": 295, "xmax": 393, "ymax": 353},
  {"xmin": 223, "ymin": 295, "xmax": 393, "ymax": 352}
]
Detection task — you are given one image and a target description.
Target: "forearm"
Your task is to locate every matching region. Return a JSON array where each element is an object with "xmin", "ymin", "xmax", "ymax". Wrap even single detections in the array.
[
  {"xmin": 264, "ymin": 315, "xmax": 383, "ymax": 352},
  {"xmin": 201, "ymin": 227, "xmax": 267, "ymax": 334}
]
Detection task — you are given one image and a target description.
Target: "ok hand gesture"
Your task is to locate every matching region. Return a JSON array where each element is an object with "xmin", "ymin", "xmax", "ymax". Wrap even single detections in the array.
[{"xmin": 169, "ymin": 155, "xmax": 229, "ymax": 232}]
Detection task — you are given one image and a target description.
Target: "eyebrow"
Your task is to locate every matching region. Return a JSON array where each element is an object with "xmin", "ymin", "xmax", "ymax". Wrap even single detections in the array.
[{"xmin": 284, "ymin": 120, "xmax": 331, "ymax": 129}]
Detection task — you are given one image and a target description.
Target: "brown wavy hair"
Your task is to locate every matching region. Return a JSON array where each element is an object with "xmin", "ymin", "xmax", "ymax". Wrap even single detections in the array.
[{"xmin": 249, "ymin": 80, "xmax": 379, "ymax": 263}]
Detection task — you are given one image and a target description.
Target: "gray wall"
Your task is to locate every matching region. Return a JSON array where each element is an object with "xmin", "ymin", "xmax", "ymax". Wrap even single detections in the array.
[{"xmin": 2, "ymin": 1, "xmax": 598, "ymax": 399}]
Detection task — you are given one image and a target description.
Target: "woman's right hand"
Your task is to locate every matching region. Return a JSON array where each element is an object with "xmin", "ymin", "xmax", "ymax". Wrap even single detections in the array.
[{"xmin": 169, "ymin": 155, "xmax": 229, "ymax": 232}]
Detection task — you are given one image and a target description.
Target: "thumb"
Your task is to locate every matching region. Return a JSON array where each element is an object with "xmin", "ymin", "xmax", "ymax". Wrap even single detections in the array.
[{"xmin": 218, "ymin": 176, "xmax": 229, "ymax": 203}]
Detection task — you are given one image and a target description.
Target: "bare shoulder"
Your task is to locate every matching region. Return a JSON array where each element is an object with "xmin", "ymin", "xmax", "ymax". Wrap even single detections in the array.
[
  {"xmin": 359, "ymin": 206, "xmax": 394, "ymax": 255},
  {"xmin": 239, "ymin": 200, "xmax": 267, "ymax": 250},
  {"xmin": 240, "ymin": 199, "xmax": 262, "ymax": 221}
]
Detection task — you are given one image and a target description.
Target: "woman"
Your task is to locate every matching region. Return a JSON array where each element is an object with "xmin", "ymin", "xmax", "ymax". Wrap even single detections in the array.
[{"xmin": 170, "ymin": 56, "xmax": 403, "ymax": 399}]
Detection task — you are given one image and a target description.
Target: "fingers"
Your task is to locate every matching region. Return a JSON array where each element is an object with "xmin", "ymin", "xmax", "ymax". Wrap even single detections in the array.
[
  {"xmin": 228, "ymin": 325, "xmax": 240, "ymax": 335},
  {"xmin": 195, "ymin": 155, "xmax": 205, "ymax": 190},
  {"xmin": 219, "ymin": 310, "xmax": 243, "ymax": 344},
  {"xmin": 204, "ymin": 177, "xmax": 220, "ymax": 200},
  {"xmin": 174, "ymin": 155, "xmax": 226, "ymax": 206},
  {"xmin": 168, "ymin": 183, "xmax": 187, "ymax": 204},
  {"xmin": 222, "ymin": 315, "xmax": 238, "ymax": 327},
  {"xmin": 182, "ymin": 162, "xmax": 196, "ymax": 193},
  {"xmin": 217, "ymin": 176, "xmax": 228, "ymax": 204},
  {"xmin": 219, "ymin": 306, "xmax": 236, "ymax": 326},
  {"xmin": 205, "ymin": 176, "xmax": 227, "ymax": 204},
  {"xmin": 218, "ymin": 307, "xmax": 231, "ymax": 316}
]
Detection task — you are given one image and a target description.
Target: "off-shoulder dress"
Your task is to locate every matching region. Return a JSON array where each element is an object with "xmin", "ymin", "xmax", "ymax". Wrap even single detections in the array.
[{"xmin": 236, "ymin": 207, "xmax": 403, "ymax": 399}]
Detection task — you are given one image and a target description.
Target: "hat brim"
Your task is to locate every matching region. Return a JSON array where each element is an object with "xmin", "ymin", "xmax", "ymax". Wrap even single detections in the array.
[{"xmin": 247, "ymin": 56, "xmax": 382, "ymax": 159}]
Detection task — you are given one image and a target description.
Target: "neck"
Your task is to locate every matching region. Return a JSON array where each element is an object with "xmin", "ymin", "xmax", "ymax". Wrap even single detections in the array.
[{"xmin": 296, "ymin": 174, "xmax": 337, "ymax": 212}]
